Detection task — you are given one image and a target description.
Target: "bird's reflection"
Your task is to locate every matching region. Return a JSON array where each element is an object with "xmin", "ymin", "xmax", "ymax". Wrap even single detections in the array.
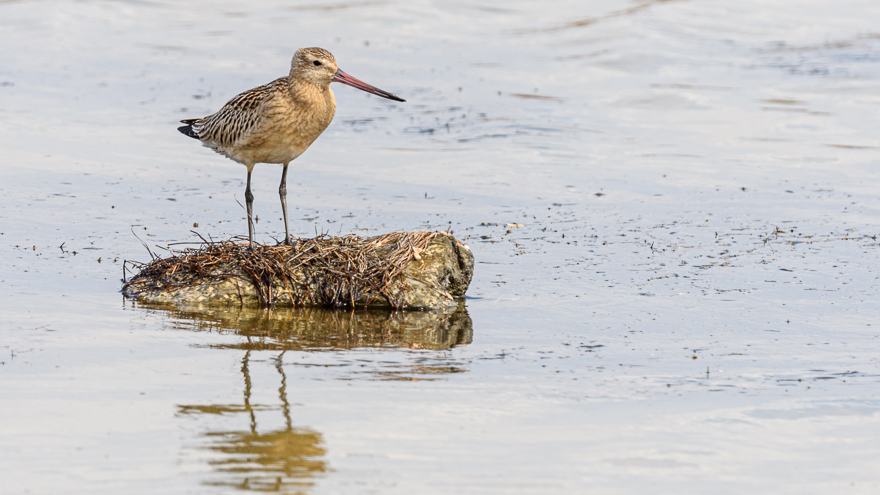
[
  {"xmin": 179, "ymin": 350, "xmax": 327, "ymax": 493},
  {"xmin": 138, "ymin": 302, "xmax": 474, "ymax": 491}
]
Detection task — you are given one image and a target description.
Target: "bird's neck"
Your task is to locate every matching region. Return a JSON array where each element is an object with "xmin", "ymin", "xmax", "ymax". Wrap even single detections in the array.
[
  {"xmin": 287, "ymin": 75, "xmax": 327, "ymax": 100},
  {"xmin": 287, "ymin": 78, "xmax": 336, "ymax": 110},
  {"xmin": 286, "ymin": 77, "xmax": 336, "ymax": 119}
]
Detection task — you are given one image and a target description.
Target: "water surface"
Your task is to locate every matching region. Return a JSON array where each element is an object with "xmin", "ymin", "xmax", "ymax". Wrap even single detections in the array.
[{"xmin": 2, "ymin": 0, "xmax": 880, "ymax": 493}]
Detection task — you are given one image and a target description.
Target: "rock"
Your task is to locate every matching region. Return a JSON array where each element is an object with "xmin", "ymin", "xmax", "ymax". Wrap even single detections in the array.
[{"xmin": 122, "ymin": 231, "xmax": 474, "ymax": 310}]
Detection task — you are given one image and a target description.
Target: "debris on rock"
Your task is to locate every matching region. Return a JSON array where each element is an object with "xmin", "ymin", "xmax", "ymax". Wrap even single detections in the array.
[{"xmin": 122, "ymin": 231, "xmax": 473, "ymax": 310}]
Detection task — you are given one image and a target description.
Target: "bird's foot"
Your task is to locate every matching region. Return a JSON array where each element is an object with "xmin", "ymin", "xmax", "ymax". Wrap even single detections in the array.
[{"xmin": 283, "ymin": 236, "xmax": 293, "ymax": 247}]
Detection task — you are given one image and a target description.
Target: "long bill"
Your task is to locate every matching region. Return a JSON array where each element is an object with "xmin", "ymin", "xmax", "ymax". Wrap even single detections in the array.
[{"xmin": 332, "ymin": 70, "xmax": 406, "ymax": 102}]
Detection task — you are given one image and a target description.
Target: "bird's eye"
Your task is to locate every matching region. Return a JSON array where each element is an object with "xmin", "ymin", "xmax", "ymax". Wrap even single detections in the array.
[{"xmin": 313, "ymin": 60, "xmax": 322, "ymax": 66}]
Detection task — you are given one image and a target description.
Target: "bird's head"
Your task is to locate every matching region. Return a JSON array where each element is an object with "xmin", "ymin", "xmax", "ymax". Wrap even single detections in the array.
[
  {"xmin": 290, "ymin": 47, "xmax": 405, "ymax": 102},
  {"xmin": 290, "ymin": 47, "xmax": 339, "ymax": 86}
]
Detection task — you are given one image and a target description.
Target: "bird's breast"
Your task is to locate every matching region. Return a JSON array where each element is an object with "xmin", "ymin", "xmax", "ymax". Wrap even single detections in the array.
[{"xmin": 227, "ymin": 90, "xmax": 336, "ymax": 165}]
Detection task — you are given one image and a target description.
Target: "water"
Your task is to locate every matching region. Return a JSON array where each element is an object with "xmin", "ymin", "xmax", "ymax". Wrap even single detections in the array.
[{"xmin": 2, "ymin": 0, "xmax": 880, "ymax": 493}]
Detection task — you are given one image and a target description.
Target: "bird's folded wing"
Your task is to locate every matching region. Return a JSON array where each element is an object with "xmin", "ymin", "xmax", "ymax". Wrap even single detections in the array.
[{"xmin": 192, "ymin": 78, "xmax": 287, "ymax": 147}]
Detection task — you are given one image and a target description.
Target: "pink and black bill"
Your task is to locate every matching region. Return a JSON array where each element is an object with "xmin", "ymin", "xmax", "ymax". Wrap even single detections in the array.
[{"xmin": 333, "ymin": 70, "xmax": 405, "ymax": 102}]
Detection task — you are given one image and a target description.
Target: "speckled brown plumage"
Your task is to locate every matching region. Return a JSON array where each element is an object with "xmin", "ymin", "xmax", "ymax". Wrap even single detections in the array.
[{"xmin": 178, "ymin": 47, "xmax": 404, "ymax": 248}]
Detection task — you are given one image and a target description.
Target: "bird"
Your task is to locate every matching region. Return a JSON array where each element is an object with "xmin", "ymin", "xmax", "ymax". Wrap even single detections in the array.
[{"xmin": 178, "ymin": 47, "xmax": 405, "ymax": 248}]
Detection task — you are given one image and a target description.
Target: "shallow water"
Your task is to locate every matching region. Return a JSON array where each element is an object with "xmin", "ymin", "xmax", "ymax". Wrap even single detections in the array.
[{"xmin": 2, "ymin": 0, "xmax": 880, "ymax": 493}]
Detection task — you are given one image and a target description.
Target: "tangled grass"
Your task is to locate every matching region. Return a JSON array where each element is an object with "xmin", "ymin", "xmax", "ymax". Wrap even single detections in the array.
[{"xmin": 122, "ymin": 231, "xmax": 439, "ymax": 308}]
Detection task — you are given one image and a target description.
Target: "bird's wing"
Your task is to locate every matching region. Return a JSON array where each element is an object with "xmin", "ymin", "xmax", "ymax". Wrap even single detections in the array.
[{"xmin": 188, "ymin": 78, "xmax": 287, "ymax": 147}]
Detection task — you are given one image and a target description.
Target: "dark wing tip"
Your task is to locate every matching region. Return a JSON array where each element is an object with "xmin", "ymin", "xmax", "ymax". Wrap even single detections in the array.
[{"xmin": 178, "ymin": 123, "xmax": 200, "ymax": 139}]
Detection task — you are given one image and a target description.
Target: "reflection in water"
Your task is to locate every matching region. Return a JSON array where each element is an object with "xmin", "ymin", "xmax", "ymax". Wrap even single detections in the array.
[
  {"xmin": 138, "ymin": 302, "xmax": 473, "ymax": 351},
  {"xmin": 180, "ymin": 351, "xmax": 327, "ymax": 493},
  {"xmin": 159, "ymin": 304, "xmax": 473, "ymax": 490}
]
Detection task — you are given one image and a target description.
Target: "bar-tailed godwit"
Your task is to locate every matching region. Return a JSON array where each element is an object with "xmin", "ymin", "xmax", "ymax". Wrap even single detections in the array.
[{"xmin": 178, "ymin": 47, "xmax": 405, "ymax": 247}]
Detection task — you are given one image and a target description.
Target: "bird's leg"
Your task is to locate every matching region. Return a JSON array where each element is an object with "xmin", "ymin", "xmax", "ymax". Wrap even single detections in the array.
[
  {"xmin": 245, "ymin": 164, "xmax": 255, "ymax": 250},
  {"xmin": 279, "ymin": 162, "xmax": 291, "ymax": 246}
]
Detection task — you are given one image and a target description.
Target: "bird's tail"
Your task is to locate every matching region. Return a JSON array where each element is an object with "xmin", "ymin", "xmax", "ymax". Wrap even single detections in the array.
[{"xmin": 178, "ymin": 119, "xmax": 200, "ymax": 139}]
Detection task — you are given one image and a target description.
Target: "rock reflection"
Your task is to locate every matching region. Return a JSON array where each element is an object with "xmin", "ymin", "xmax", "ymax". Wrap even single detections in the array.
[
  {"xmin": 149, "ymin": 304, "xmax": 473, "ymax": 490},
  {"xmin": 180, "ymin": 351, "xmax": 327, "ymax": 493},
  {"xmin": 139, "ymin": 302, "xmax": 473, "ymax": 351}
]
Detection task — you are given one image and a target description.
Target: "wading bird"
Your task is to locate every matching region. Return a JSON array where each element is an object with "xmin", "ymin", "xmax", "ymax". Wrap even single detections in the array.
[{"xmin": 178, "ymin": 47, "xmax": 405, "ymax": 248}]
